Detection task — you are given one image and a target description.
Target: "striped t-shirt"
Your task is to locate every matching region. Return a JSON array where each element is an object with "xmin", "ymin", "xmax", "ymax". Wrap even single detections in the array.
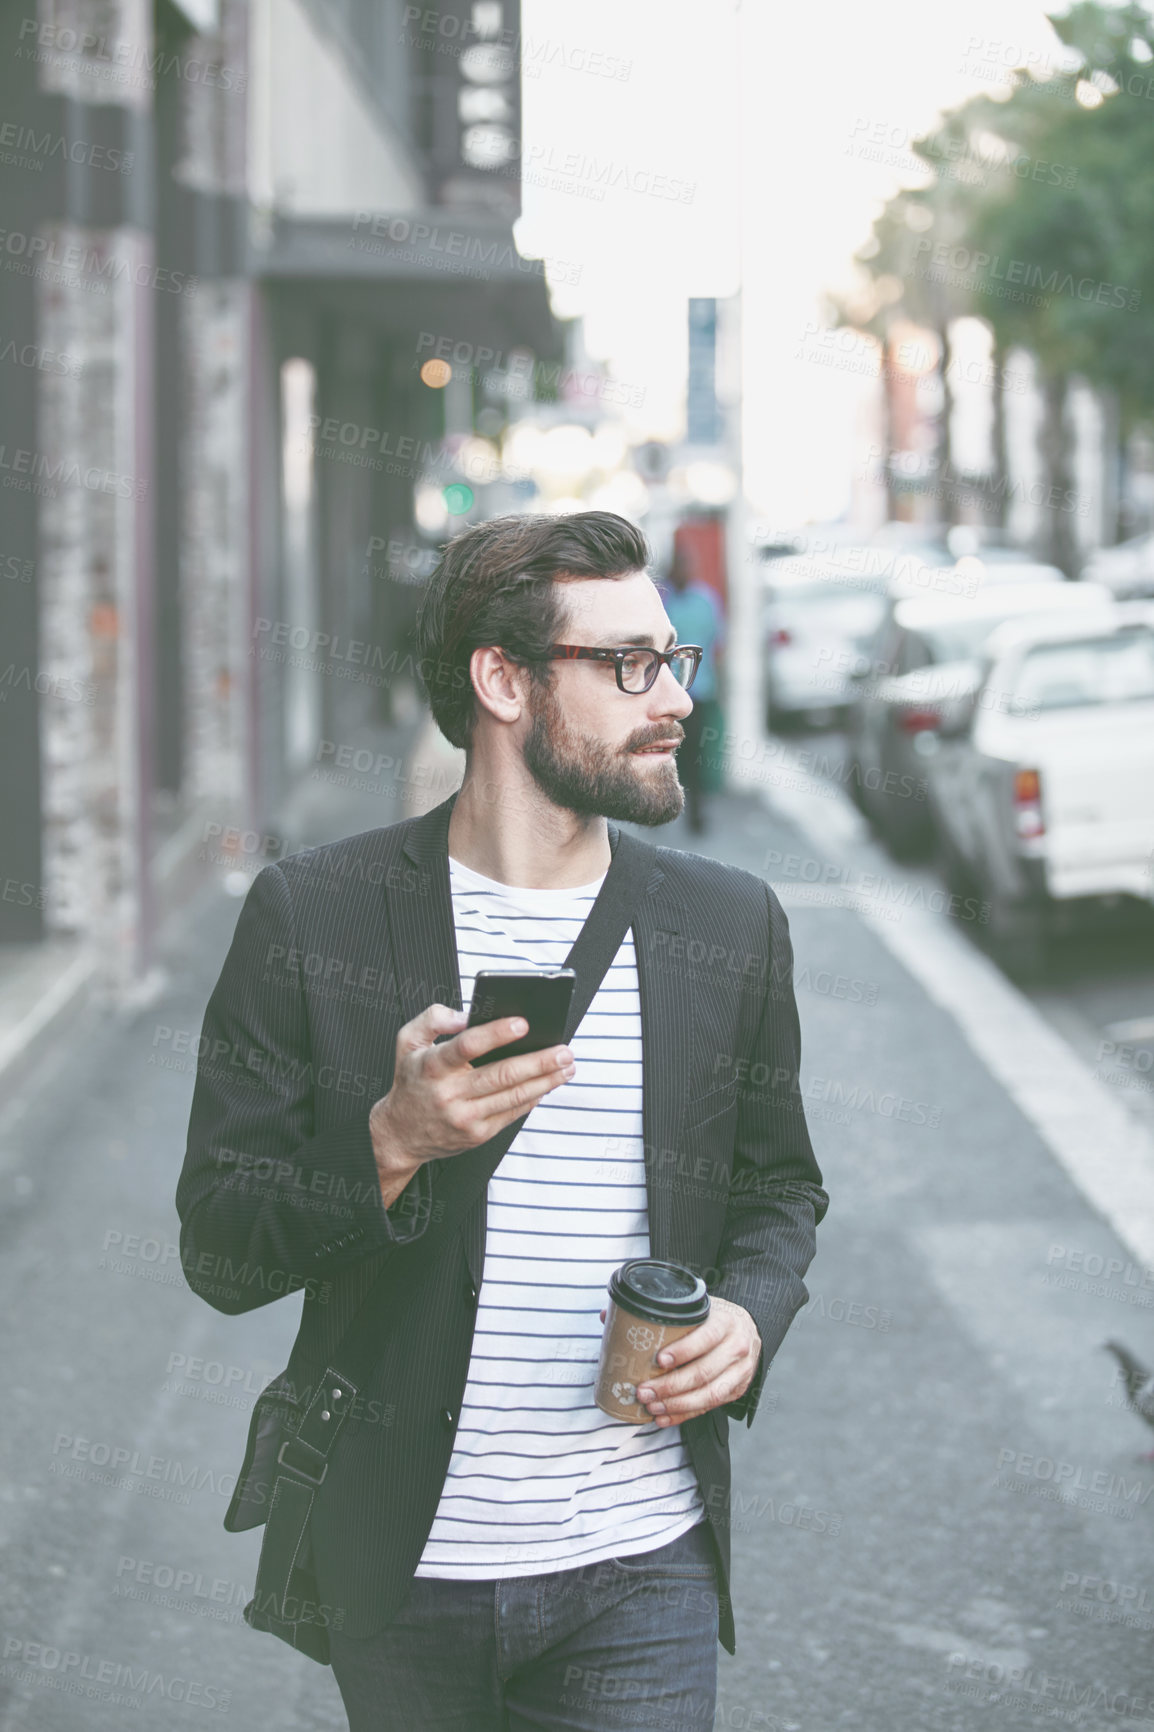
[{"xmin": 413, "ymin": 854, "xmax": 705, "ymax": 1579}]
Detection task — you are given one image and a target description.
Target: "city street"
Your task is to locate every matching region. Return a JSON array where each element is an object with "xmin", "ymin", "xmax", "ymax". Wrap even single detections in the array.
[
  {"xmin": 776, "ymin": 725, "xmax": 1154, "ymax": 1144},
  {"xmin": 8, "ymin": 2, "xmax": 1154, "ymax": 1728},
  {"xmin": 4, "ymin": 730, "xmax": 1154, "ymax": 1731}
]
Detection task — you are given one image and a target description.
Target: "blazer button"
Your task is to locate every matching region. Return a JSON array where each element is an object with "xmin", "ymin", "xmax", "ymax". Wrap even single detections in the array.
[
  {"xmin": 468, "ymin": 1282, "xmax": 477, "ymax": 1302},
  {"xmin": 441, "ymin": 1408, "xmax": 455, "ymax": 1430}
]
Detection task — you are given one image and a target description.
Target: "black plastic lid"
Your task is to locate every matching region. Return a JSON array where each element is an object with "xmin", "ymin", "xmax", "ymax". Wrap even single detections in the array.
[{"xmin": 608, "ymin": 1259, "xmax": 711, "ymax": 1326}]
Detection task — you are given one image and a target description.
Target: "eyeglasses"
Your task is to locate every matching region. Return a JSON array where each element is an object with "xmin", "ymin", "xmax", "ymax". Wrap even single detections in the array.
[{"xmin": 537, "ymin": 644, "xmax": 704, "ymax": 694}]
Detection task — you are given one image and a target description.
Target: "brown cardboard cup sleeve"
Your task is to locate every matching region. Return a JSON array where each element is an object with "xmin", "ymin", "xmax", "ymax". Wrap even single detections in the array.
[{"xmin": 594, "ymin": 1258, "xmax": 711, "ymax": 1423}]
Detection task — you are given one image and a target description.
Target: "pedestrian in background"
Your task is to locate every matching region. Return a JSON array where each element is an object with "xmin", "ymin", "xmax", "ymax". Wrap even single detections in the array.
[{"xmin": 660, "ymin": 543, "xmax": 725, "ymax": 833}]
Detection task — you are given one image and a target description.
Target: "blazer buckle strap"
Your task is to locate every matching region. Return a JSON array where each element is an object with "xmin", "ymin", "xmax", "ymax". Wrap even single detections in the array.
[
  {"xmin": 295, "ymin": 1368, "xmax": 358, "ymax": 1455},
  {"xmin": 276, "ymin": 1437, "xmax": 328, "ymax": 1486}
]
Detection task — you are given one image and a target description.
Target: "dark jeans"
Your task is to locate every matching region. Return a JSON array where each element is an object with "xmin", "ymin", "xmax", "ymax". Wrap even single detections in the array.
[{"xmin": 328, "ymin": 1519, "xmax": 720, "ymax": 1731}]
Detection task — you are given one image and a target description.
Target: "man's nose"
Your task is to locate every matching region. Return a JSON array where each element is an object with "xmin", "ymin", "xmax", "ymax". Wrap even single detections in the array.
[{"xmin": 651, "ymin": 665, "xmax": 694, "ymax": 718}]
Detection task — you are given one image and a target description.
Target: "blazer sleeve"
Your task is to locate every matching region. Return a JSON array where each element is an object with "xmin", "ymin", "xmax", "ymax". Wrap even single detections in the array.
[
  {"xmin": 175, "ymin": 863, "xmax": 432, "ymax": 1315},
  {"xmin": 713, "ymin": 882, "xmax": 828, "ymax": 1426}
]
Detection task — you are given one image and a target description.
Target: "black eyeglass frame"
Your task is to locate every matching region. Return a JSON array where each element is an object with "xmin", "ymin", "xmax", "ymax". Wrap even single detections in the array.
[{"xmin": 533, "ymin": 643, "xmax": 704, "ymax": 694}]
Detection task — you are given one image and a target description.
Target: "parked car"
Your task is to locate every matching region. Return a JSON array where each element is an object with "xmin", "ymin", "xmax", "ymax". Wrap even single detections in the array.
[
  {"xmin": 752, "ymin": 531, "xmax": 805, "ymax": 564},
  {"xmin": 869, "ymin": 521, "xmax": 1054, "ymax": 574},
  {"xmin": 955, "ymin": 553, "xmax": 1066, "ymax": 584},
  {"xmin": 762, "ymin": 551, "xmax": 895, "ymax": 727},
  {"xmin": 867, "ymin": 521, "xmax": 953, "ymax": 573},
  {"xmin": 1081, "ymin": 531, "xmax": 1154, "ymax": 599},
  {"xmin": 863, "ymin": 553, "xmax": 1065, "ymax": 667},
  {"xmin": 923, "ymin": 604, "xmax": 1154, "ymax": 977},
  {"xmin": 844, "ymin": 581, "xmax": 1112, "ymax": 856}
]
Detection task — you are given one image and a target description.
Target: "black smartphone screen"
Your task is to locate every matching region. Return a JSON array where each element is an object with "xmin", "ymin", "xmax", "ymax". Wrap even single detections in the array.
[{"xmin": 466, "ymin": 969, "xmax": 577, "ymax": 1067}]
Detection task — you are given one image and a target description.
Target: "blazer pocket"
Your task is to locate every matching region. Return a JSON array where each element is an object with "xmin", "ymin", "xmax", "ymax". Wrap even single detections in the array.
[{"xmin": 681, "ymin": 1078, "xmax": 739, "ymax": 1135}]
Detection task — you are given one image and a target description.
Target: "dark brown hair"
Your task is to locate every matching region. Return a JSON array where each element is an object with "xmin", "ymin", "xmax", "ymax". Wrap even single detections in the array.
[{"xmin": 414, "ymin": 510, "xmax": 651, "ymax": 749}]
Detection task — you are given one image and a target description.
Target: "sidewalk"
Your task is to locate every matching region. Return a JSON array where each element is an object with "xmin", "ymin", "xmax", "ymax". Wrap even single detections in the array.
[
  {"xmin": 689, "ymin": 778, "xmax": 1154, "ymax": 1730},
  {"xmin": 0, "ymin": 940, "xmax": 97, "ymax": 1103},
  {"xmin": 4, "ymin": 739, "xmax": 1154, "ymax": 1729},
  {"xmin": 0, "ymin": 714, "xmax": 441, "ymax": 1114}
]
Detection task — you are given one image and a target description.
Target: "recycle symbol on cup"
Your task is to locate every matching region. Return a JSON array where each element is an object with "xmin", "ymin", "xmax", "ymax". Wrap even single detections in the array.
[
  {"xmin": 611, "ymin": 1381, "xmax": 637, "ymax": 1403},
  {"xmin": 626, "ymin": 1323, "xmax": 658, "ymax": 1352}
]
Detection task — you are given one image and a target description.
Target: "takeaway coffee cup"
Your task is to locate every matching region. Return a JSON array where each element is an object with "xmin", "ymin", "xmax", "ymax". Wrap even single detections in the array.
[{"xmin": 594, "ymin": 1258, "xmax": 711, "ymax": 1423}]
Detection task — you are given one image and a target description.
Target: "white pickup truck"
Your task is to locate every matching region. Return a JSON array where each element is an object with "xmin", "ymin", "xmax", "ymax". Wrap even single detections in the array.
[{"xmin": 918, "ymin": 604, "xmax": 1154, "ymax": 976}]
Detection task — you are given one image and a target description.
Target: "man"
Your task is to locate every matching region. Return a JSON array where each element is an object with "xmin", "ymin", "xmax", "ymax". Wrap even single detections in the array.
[
  {"xmin": 659, "ymin": 541, "xmax": 724, "ymax": 834},
  {"xmin": 177, "ymin": 510, "xmax": 827, "ymax": 1731}
]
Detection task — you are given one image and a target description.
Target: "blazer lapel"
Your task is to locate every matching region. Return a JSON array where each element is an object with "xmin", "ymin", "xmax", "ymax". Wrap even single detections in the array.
[
  {"xmin": 381, "ymin": 793, "xmax": 695, "ymax": 1285},
  {"xmin": 383, "ymin": 792, "xmax": 485, "ymax": 1288},
  {"xmin": 388, "ymin": 791, "xmax": 463, "ymax": 1022},
  {"xmin": 632, "ymin": 872, "xmax": 693, "ymax": 1265}
]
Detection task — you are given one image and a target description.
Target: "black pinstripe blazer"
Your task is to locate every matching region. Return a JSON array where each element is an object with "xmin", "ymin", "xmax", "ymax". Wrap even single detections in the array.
[{"xmin": 176, "ymin": 790, "xmax": 827, "ymax": 1655}]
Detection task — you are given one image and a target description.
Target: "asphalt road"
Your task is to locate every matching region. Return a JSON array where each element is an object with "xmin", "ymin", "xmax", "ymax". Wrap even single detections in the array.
[
  {"xmin": 3, "ymin": 731, "xmax": 1154, "ymax": 1732},
  {"xmin": 778, "ymin": 723, "xmax": 1154, "ymax": 1143}
]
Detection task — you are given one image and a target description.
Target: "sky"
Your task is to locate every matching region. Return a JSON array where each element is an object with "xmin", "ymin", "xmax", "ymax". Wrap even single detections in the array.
[{"xmin": 515, "ymin": 0, "xmax": 1084, "ymax": 525}]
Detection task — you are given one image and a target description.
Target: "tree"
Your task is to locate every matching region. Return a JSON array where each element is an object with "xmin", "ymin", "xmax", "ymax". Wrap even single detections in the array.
[
  {"xmin": 836, "ymin": 100, "xmax": 1016, "ymax": 528},
  {"xmin": 841, "ymin": 4, "xmax": 1154, "ymax": 562}
]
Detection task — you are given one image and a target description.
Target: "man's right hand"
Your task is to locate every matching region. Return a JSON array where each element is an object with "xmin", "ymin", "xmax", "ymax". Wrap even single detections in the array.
[{"xmin": 369, "ymin": 1004, "xmax": 576, "ymax": 1207}]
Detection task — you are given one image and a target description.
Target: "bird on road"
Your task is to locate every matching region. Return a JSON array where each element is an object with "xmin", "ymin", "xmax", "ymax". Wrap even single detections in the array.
[{"xmin": 1104, "ymin": 1341, "xmax": 1154, "ymax": 1456}]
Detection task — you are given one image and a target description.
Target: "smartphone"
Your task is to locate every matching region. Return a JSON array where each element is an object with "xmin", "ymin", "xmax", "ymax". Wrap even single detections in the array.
[{"xmin": 466, "ymin": 969, "xmax": 577, "ymax": 1068}]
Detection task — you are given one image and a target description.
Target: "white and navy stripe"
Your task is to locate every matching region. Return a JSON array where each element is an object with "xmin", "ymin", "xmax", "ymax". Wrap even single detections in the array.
[{"xmin": 413, "ymin": 855, "xmax": 704, "ymax": 1579}]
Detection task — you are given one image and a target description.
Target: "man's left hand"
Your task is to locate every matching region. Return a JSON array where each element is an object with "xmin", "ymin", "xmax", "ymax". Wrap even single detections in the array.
[{"xmin": 600, "ymin": 1296, "xmax": 762, "ymax": 1425}]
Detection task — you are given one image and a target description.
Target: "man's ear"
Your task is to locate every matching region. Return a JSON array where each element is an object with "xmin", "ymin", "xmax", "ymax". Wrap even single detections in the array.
[{"xmin": 469, "ymin": 645, "xmax": 531, "ymax": 726}]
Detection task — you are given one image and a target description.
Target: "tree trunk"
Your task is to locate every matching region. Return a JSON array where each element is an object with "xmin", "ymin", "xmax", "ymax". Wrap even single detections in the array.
[
  {"xmin": 1037, "ymin": 371, "xmax": 1079, "ymax": 577},
  {"xmin": 988, "ymin": 341, "xmax": 1009, "ymax": 532},
  {"xmin": 937, "ymin": 322, "xmax": 957, "ymax": 527},
  {"xmin": 1095, "ymin": 385, "xmax": 1123, "ymax": 548},
  {"xmin": 881, "ymin": 330, "xmax": 901, "ymax": 521},
  {"xmin": 1115, "ymin": 412, "xmax": 1132, "ymax": 544}
]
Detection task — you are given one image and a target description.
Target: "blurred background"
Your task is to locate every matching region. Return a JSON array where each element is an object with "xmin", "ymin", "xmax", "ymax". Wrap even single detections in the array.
[
  {"xmin": 3, "ymin": 0, "xmax": 1154, "ymax": 1019},
  {"xmin": 5, "ymin": 2, "xmax": 1154, "ymax": 1727}
]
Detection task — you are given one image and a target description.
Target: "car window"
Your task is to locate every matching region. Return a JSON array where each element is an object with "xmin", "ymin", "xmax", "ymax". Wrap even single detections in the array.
[
  {"xmin": 765, "ymin": 582, "xmax": 887, "ymax": 641},
  {"xmin": 767, "ymin": 579, "xmax": 886, "ymax": 609},
  {"xmin": 921, "ymin": 616, "xmax": 1016, "ymax": 662},
  {"xmin": 895, "ymin": 632, "xmax": 933, "ymax": 675},
  {"xmin": 1009, "ymin": 630, "xmax": 1154, "ymax": 711},
  {"xmin": 866, "ymin": 617, "xmax": 901, "ymax": 675}
]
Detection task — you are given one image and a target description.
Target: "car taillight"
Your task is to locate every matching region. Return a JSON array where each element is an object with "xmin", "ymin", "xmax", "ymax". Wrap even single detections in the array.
[
  {"xmin": 896, "ymin": 706, "xmax": 942, "ymax": 735},
  {"xmin": 769, "ymin": 628, "xmax": 791, "ymax": 647},
  {"xmin": 1013, "ymin": 767, "xmax": 1045, "ymax": 839}
]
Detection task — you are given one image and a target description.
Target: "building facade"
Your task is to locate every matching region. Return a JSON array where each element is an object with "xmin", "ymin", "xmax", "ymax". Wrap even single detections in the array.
[{"xmin": 0, "ymin": 0, "xmax": 559, "ymax": 991}]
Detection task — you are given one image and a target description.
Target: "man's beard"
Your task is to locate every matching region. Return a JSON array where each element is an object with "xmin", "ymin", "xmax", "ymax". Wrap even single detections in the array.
[{"xmin": 522, "ymin": 680, "xmax": 685, "ymax": 826}]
